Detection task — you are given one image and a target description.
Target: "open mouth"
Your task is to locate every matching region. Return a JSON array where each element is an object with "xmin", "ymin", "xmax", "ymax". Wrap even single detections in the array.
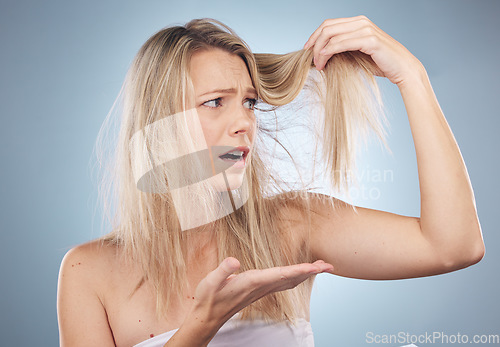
[{"xmin": 218, "ymin": 146, "xmax": 250, "ymax": 163}]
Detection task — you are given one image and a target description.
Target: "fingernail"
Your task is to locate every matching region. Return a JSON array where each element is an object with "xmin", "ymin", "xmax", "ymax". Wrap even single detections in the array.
[{"xmin": 303, "ymin": 42, "xmax": 309, "ymax": 49}]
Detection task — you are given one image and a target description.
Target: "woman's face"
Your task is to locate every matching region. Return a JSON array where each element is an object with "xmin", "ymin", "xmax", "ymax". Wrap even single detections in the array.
[{"xmin": 189, "ymin": 49, "xmax": 257, "ymax": 191}]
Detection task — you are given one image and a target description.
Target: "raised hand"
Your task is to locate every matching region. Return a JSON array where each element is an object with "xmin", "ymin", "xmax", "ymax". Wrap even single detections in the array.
[{"xmin": 303, "ymin": 15, "xmax": 424, "ymax": 86}]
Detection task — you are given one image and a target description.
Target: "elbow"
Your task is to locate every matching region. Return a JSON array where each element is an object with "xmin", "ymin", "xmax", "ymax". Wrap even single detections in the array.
[
  {"xmin": 464, "ymin": 222, "xmax": 486, "ymax": 267},
  {"xmin": 441, "ymin": 236, "xmax": 485, "ymax": 272},
  {"xmin": 468, "ymin": 239, "xmax": 485, "ymax": 266},
  {"xmin": 426, "ymin": 216, "xmax": 485, "ymax": 273}
]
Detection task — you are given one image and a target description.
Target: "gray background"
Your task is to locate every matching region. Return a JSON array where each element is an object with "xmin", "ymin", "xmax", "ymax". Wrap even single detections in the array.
[{"xmin": 1, "ymin": 0, "xmax": 499, "ymax": 346}]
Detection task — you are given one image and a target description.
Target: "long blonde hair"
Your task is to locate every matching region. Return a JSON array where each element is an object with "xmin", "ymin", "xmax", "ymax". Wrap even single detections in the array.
[{"xmin": 93, "ymin": 18, "xmax": 388, "ymax": 323}]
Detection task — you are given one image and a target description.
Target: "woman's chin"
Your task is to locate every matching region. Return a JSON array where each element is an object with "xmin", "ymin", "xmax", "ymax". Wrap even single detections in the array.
[
  {"xmin": 225, "ymin": 176, "xmax": 246, "ymax": 191},
  {"xmin": 209, "ymin": 170, "xmax": 245, "ymax": 192}
]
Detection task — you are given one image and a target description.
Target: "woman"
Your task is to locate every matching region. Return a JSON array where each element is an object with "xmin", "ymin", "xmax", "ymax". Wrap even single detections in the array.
[{"xmin": 57, "ymin": 16, "xmax": 484, "ymax": 346}]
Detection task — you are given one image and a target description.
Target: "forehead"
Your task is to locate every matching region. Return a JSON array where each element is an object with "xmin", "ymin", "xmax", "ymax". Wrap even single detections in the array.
[{"xmin": 189, "ymin": 49, "xmax": 254, "ymax": 94}]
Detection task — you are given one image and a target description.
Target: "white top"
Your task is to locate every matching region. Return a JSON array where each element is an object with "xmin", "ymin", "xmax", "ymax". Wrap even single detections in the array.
[{"xmin": 133, "ymin": 313, "xmax": 314, "ymax": 347}]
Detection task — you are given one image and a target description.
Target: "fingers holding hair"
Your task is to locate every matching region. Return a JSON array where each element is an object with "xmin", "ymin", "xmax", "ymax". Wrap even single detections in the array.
[{"xmin": 303, "ymin": 15, "xmax": 381, "ymax": 70}]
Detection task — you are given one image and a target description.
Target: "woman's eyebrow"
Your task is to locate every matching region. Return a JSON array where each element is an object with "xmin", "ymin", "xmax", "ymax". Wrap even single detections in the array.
[{"xmin": 198, "ymin": 87, "xmax": 257, "ymax": 97}]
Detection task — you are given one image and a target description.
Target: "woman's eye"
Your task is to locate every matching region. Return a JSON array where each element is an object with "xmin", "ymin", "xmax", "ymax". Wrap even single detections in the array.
[
  {"xmin": 203, "ymin": 98, "xmax": 222, "ymax": 108},
  {"xmin": 244, "ymin": 98, "xmax": 258, "ymax": 110}
]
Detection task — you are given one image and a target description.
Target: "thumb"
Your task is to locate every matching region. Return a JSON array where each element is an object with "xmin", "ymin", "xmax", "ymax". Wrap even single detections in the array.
[{"xmin": 212, "ymin": 257, "xmax": 240, "ymax": 285}]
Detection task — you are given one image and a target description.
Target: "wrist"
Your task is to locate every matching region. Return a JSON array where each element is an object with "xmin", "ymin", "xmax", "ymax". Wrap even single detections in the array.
[
  {"xmin": 164, "ymin": 306, "xmax": 222, "ymax": 347},
  {"xmin": 396, "ymin": 61, "xmax": 429, "ymax": 91},
  {"xmin": 186, "ymin": 303, "xmax": 225, "ymax": 339}
]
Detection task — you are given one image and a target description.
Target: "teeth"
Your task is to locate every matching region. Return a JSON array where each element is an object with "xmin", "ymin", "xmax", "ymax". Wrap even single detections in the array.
[{"xmin": 219, "ymin": 149, "xmax": 244, "ymax": 160}]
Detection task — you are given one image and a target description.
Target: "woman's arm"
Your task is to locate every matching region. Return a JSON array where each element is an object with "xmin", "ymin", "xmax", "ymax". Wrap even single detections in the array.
[
  {"xmin": 397, "ymin": 62, "xmax": 484, "ymax": 267},
  {"xmin": 302, "ymin": 16, "xmax": 484, "ymax": 280}
]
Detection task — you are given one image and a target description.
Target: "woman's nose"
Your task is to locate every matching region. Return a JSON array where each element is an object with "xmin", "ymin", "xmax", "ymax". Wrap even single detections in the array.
[{"xmin": 229, "ymin": 105, "xmax": 254, "ymax": 136}]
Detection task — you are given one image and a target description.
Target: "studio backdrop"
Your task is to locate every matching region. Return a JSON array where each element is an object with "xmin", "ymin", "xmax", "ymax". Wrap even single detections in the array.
[{"xmin": 0, "ymin": 1, "xmax": 498, "ymax": 346}]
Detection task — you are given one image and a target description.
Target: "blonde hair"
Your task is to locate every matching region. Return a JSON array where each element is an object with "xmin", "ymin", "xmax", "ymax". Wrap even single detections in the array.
[{"xmin": 93, "ymin": 18, "xmax": 388, "ymax": 323}]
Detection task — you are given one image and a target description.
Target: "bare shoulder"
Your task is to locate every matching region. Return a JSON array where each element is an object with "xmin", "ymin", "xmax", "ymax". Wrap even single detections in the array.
[
  {"xmin": 59, "ymin": 239, "xmax": 121, "ymax": 292},
  {"xmin": 60, "ymin": 239, "xmax": 118, "ymax": 273},
  {"xmin": 57, "ymin": 239, "xmax": 120, "ymax": 346}
]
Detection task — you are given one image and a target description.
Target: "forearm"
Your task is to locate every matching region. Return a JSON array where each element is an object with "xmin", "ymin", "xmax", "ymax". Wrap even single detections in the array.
[{"xmin": 397, "ymin": 65, "xmax": 484, "ymax": 265}]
